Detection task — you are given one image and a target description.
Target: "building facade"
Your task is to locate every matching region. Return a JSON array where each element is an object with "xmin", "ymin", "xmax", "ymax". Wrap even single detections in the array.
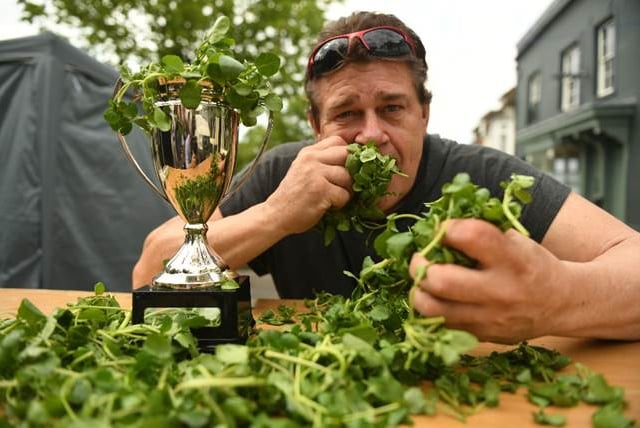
[
  {"xmin": 516, "ymin": 0, "xmax": 639, "ymax": 229},
  {"xmin": 473, "ymin": 88, "xmax": 516, "ymax": 155}
]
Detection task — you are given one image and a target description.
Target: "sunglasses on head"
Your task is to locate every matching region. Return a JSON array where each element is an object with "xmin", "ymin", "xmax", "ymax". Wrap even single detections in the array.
[{"xmin": 307, "ymin": 26, "xmax": 417, "ymax": 79}]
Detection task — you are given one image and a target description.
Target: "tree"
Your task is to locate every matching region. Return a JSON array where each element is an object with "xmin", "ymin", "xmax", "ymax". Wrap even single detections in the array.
[{"xmin": 18, "ymin": 0, "xmax": 341, "ymax": 167}]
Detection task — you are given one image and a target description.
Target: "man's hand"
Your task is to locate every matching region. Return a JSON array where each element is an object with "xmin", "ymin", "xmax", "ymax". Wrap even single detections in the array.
[
  {"xmin": 132, "ymin": 216, "xmax": 184, "ymax": 288},
  {"xmin": 264, "ymin": 136, "xmax": 352, "ymax": 235},
  {"xmin": 409, "ymin": 219, "xmax": 568, "ymax": 344}
]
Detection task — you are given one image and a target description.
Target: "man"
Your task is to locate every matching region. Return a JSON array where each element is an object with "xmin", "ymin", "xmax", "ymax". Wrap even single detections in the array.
[{"xmin": 133, "ymin": 12, "xmax": 640, "ymax": 343}]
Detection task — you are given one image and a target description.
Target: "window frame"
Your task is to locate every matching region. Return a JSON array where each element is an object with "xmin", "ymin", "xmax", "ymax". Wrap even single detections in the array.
[
  {"xmin": 596, "ymin": 18, "xmax": 615, "ymax": 98},
  {"xmin": 527, "ymin": 71, "xmax": 542, "ymax": 124},
  {"xmin": 560, "ymin": 44, "xmax": 581, "ymax": 112}
]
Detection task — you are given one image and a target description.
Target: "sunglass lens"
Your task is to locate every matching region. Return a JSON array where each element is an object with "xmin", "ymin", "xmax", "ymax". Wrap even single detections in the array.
[
  {"xmin": 364, "ymin": 29, "xmax": 411, "ymax": 57},
  {"xmin": 312, "ymin": 38, "xmax": 349, "ymax": 77}
]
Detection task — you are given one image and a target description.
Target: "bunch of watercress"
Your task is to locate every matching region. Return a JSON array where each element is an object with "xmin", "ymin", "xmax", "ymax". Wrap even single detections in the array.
[
  {"xmin": 104, "ymin": 15, "xmax": 282, "ymax": 135},
  {"xmin": 318, "ymin": 142, "xmax": 406, "ymax": 246}
]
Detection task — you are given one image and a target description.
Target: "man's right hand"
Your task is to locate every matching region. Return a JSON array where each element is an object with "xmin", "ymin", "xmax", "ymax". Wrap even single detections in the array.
[{"xmin": 264, "ymin": 136, "xmax": 353, "ymax": 235}]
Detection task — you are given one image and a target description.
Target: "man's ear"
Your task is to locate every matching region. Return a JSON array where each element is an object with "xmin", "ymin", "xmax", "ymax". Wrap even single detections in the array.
[
  {"xmin": 422, "ymin": 103, "xmax": 430, "ymax": 130},
  {"xmin": 307, "ymin": 109, "xmax": 321, "ymax": 136}
]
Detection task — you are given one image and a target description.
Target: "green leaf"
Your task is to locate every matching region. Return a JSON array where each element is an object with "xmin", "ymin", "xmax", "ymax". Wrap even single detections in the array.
[
  {"xmin": 94, "ymin": 282, "xmax": 106, "ymax": 295},
  {"xmin": 592, "ymin": 402, "xmax": 634, "ymax": 428},
  {"xmin": 178, "ymin": 408, "xmax": 210, "ymax": 427},
  {"xmin": 161, "ymin": 54, "xmax": 184, "ymax": 74},
  {"xmin": 359, "ymin": 147, "xmax": 377, "ymax": 163},
  {"xmin": 342, "ymin": 333, "xmax": 382, "ymax": 367},
  {"xmin": 219, "ymin": 55, "xmax": 245, "ymax": 80},
  {"xmin": 403, "ymin": 387, "xmax": 426, "ymax": 413},
  {"xmin": 582, "ymin": 373, "xmax": 623, "ymax": 404},
  {"xmin": 216, "ymin": 344, "xmax": 249, "ymax": 365},
  {"xmin": 205, "ymin": 62, "xmax": 223, "ymax": 83},
  {"xmin": 233, "ymin": 82, "xmax": 253, "ymax": 96},
  {"xmin": 368, "ymin": 305, "xmax": 390, "ymax": 321},
  {"xmin": 68, "ymin": 378, "xmax": 92, "ymax": 405},
  {"xmin": 17, "ymin": 299, "xmax": 46, "ymax": 328},
  {"xmin": 533, "ymin": 409, "xmax": 566, "ymax": 426},
  {"xmin": 207, "ymin": 16, "xmax": 230, "ymax": 44},
  {"xmin": 143, "ymin": 333, "xmax": 172, "ymax": 360},
  {"xmin": 483, "ymin": 379, "xmax": 500, "ymax": 407},
  {"xmin": 386, "ymin": 232, "xmax": 414, "ymax": 259},
  {"xmin": 153, "ymin": 107, "xmax": 171, "ymax": 132},
  {"xmin": 179, "ymin": 80, "xmax": 202, "ymax": 109},
  {"xmin": 220, "ymin": 278, "xmax": 239, "ymax": 290},
  {"xmin": 264, "ymin": 93, "xmax": 282, "ymax": 112},
  {"xmin": 255, "ymin": 52, "xmax": 281, "ymax": 76}
]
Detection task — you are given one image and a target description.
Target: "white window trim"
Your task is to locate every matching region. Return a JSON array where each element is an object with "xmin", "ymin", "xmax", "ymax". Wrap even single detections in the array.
[
  {"xmin": 561, "ymin": 45, "xmax": 581, "ymax": 112},
  {"xmin": 597, "ymin": 19, "xmax": 615, "ymax": 97}
]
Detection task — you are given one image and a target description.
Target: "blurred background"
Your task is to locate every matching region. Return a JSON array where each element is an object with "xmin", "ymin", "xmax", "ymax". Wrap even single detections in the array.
[{"xmin": 1, "ymin": 0, "xmax": 638, "ymax": 294}]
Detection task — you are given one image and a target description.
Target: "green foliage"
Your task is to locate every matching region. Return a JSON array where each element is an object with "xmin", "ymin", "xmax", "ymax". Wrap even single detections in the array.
[
  {"xmin": 318, "ymin": 142, "xmax": 406, "ymax": 245},
  {"xmin": 18, "ymin": 0, "xmax": 339, "ymax": 168},
  {"xmin": 258, "ymin": 304, "xmax": 296, "ymax": 326},
  {"xmin": 104, "ymin": 15, "xmax": 282, "ymax": 134}
]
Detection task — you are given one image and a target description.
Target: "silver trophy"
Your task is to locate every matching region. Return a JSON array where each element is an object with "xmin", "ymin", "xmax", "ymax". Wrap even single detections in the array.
[{"xmin": 115, "ymin": 79, "xmax": 271, "ymax": 289}]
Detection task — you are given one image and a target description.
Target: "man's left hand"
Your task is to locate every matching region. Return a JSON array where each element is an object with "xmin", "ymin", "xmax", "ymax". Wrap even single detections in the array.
[{"xmin": 409, "ymin": 218, "xmax": 569, "ymax": 343}]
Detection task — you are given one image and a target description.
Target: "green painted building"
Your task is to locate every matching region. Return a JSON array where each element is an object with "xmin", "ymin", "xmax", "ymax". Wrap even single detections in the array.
[{"xmin": 516, "ymin": 0, "xmax": 639, "ymax": 230}]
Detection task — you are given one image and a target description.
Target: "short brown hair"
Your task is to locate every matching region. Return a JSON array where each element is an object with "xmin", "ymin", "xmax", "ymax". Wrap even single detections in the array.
[{"xmin": 305, "ymin": 11, "xmax": 433, "ymax": 123}]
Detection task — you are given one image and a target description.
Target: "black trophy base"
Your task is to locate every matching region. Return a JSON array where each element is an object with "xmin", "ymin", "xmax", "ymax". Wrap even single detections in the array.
[{"xmin": 132, "ymin": 276, "xmax": 254, "ymax": 352}]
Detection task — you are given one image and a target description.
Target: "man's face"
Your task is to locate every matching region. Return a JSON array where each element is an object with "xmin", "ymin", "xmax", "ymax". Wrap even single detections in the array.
[{"xmin": 310, "ymin": 61, "xmax": 429, "ymax": 211}]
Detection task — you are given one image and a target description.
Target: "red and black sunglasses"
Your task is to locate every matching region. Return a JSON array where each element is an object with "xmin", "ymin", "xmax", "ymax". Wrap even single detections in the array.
[{"xmin": 306, "ymin": 26, "xmax": 418, "ymax": 79}]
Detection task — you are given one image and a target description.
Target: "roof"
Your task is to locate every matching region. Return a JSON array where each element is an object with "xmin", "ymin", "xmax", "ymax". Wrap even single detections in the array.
[
  {"xmin": 0, "ymin": 31, "xmax": 116, "ymax": 85},
  {"xmin": 516, "ymin": 0, "xmax": 574, "ymax": 59}
]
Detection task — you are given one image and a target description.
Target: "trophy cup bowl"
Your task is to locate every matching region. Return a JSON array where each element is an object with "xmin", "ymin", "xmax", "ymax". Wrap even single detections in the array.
[
  {"xmin": 149, "ymin": 99, "xmax": 237, "ymax": 289},
  {"xmin": 115, "ymin": 79, "xmax": 272, "ymax": 290}
]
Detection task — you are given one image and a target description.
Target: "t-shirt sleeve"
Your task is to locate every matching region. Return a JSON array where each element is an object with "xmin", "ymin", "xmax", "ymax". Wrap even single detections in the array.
[
  {"xmin": 523, "ymin": 171, "xmax": 571, "ymax": 243},
  {"xmin": 218, "ymin": 142, "xmax": 304, "ymax": 275}
]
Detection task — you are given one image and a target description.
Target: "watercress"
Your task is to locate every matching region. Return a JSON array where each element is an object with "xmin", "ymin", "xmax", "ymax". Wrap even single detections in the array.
[
  {"xmin": 318, "ymin": 141, "xmax": 406, "ymax": 245},
  {"xmin": 104, "ymin": 15, "xmax": 283, "ymax": 135}
]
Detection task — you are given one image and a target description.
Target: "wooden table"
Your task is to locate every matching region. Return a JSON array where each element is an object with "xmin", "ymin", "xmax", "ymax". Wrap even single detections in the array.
[{"xmin": 1, "ymin": 288, "xmax": 638, "ymax": 427}]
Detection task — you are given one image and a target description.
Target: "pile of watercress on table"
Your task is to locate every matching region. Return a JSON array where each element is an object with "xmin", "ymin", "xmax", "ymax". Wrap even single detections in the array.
[
  {"xmin": 318, "ymin": 142, "xmax": 406, "ymax": 246},
  {"xmin": 0, "ymin": 172, "xmax": 633, "ymax": 427},
  {"xmin": 104, "ymin": 15, "xmax": 282, "ymax": 135}
]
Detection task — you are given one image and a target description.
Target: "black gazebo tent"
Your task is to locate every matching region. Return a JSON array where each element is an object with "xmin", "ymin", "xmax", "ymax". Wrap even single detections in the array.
[{"xmin": 0, "ymin": 32, "xmax": 174, "ymax": 291}]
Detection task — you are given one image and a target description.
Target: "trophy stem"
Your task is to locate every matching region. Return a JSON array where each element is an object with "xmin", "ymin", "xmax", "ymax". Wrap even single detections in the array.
[{"xmin": 152, "ymin": 223, "xmax": 232, "ymax": 289}]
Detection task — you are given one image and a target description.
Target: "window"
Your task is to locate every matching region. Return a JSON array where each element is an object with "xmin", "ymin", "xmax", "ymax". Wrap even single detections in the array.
[
  {"xmin": 527, "ymin": 72, "xmax": 541, "ymax": 123},
  {"xmin": 561, "ymin": 45, "xmax": 581, "ymax": 112},
  {"xmin": 597, "ymin": 18, "xmax": 615, "ymax": 97}
]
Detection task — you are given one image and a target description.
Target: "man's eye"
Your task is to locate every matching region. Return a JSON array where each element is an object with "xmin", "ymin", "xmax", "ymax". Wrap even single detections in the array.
[
  {"xmin": 336, "ymin": 110, "xmax": 355, "ymax": 119},
  {"xmin": 383, "ymin": 105, "xmax": 402, "ymax": 113}
]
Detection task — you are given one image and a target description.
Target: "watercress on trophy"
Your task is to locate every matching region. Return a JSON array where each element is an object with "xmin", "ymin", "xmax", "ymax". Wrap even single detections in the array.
[{"xmin": 105, "ymin": 15, "xmax": 282, "ymax": 134}]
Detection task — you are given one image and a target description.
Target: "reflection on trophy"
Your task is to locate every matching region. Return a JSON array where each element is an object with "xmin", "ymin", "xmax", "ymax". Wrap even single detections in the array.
[
  {"xmin": 114, "ymin": 79, "xmax": 272, "ymax": 348},
  {"xmin": 150, "ymin": 98, "xmax": 238, "ymax": 289}
]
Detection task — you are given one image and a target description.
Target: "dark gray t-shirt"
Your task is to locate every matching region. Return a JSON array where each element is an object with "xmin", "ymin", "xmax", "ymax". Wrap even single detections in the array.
[{"xmin": 220, "ymin": 135, "xmax": 570, "ymax": 298}]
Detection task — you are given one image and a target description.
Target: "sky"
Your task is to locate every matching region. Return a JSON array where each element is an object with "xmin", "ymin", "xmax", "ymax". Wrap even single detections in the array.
[{"xmin": 1, "ymin": 0, "xmax": 554, "ymax": 144}]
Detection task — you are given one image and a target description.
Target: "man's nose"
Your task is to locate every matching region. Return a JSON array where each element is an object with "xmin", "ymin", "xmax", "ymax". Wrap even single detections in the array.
[{"xmin": 354, "ymin": 111, "xmax": 386, "ymax": 144}]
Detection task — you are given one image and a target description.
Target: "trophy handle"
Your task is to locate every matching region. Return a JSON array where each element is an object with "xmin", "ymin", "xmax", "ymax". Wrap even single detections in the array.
[
  {"xmin": 112, "ymin": 78, "xmax": 169, "ymax": 203},
  {"xmin": 220, "ymin": 110, "xmax": 273, "ymax": 203}
]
